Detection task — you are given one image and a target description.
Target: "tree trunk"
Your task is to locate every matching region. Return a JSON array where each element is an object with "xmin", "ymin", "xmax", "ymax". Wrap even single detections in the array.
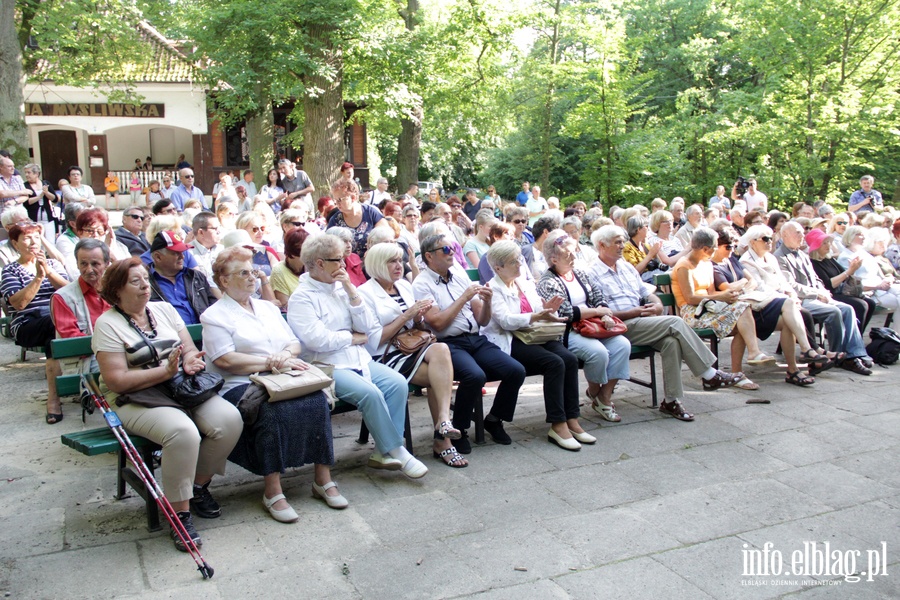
[
  {"xmin": 539, "ymin": 0, "xmax": 561, "ymax": 193},
  {"xmin": 395, "ymin": 0, "xmax": 420, "ymax": 194},
  {"xmin": 246, "ymin": 84, "xmax": 275, "ymax": 180},
  {"xmin": 396, "ymin": 105, "xmax": 422, "ymax": 194},
  {"xmin": 0, "ymin": 0, "xmax": 28, "ymax": 164},
  {"xmin": 302, "ymin": 24, "xmax": 344, "ymax": 202}
]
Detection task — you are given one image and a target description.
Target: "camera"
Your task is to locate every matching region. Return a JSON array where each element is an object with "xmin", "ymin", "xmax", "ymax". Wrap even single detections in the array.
[
  {"xmin": 647, "ymin": 259, "xmax": 668, "ymax": 272},
  {"xmin": 735, "ymin": 176, "xmax": 752, "ymax": 194}
]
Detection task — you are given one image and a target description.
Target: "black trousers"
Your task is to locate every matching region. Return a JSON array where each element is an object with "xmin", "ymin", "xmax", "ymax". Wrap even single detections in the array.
[
  {"xmin": 510, "ymin": 338, "xmax": 580, "ymax": 424},
  {"xmin": 443, "ymin": 333, "xmax": 526, "ymax": 430}
]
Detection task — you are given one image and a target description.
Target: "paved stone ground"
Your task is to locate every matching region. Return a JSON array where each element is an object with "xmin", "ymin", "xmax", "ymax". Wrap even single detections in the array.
[{"xmin": 0, "ymin": 329, "xmax": 897, "ymax": 599}]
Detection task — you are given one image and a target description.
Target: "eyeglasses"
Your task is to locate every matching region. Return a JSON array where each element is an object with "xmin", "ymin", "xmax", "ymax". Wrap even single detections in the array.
[
  {"xmin": 182, "ymin": 174, "xmax": 194, "ymax": 179},
  {"xmin": 759, "ymin": 236, "xmax": 773, "ymax": 243},
  {"xmin": 321, "ymin": 257, "xmax": 345, "ymax": 263},
  {"xmin": 289, "ymin": 221, "xmax": 304, "ymax": 227},
  {"xmin": 127, "ymin": 214, "xmax": 145, "ymax": 220},
  {"xmin": 835, "ymin": 221, "xmax": 848, "ymax": 226},
  {"xmin": 251, "ymin": 226, "xmax": 266, "ymax": 233},
  {"xmin": 228, "ymin": 269, "xmax": 260, "ymax": 280},
  {"xmin": 404, "ymin": 213, "xmax": 420, "ymax": 218},
  {"xmin": 80, "ymin": 227, "xmax": 106, "ymax": 236},
  {"xmin": 804, "ymin": 227, "xmax": 812, "ymax": 232},
  {"xmin": 720, "ymin": 243, "xmax": 734, "ymax": 250},
  {"xmin": 200, "ymin": 226, "xmax": 221, "ymax": 233},
  {"xmin": 425, "ymin": 245, "xmax": 453, "ymax": 255},
  {"xmin": 512, "ymin": 219, "xmax": 527, "ymax": 224},
  {"xmin": 553, "ymin": 235, "xmax": 570, "ymax": 246}
]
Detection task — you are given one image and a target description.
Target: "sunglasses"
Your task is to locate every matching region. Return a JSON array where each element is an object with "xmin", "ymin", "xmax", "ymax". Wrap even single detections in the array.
[
  {"xmin": 181, "ymin": 174, "xmax": 194, "ymax": 178},
  {"xmin": 720, "ymin": 243, "xmax": 734, "ymax": 250},
  {"xmin": 835, "ymin": 221, "xmax": 848, "ymax": 226},
  {"xmin": 512, "ymin": 219, "xmax": 527, "ymax": 224},
  {"xmin": 127, "ymin": 214, "xmax": 145, "ymax": 220},
  {"xmin": 759, "ymin": 236, "xmax": 773, "ymax": 243},
  {"xmin": 251, "ymin": 226, "xmax": 266, "ymax": 233},
  {"xmin": 426, "ymin": 245, "xmax": 454, "ymax": 255}
]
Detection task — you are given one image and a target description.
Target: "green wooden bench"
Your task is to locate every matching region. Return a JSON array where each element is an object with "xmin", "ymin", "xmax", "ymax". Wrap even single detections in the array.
[
  {"xmin": 654, "ymin": 273, "xmax": 719, "ymax": 368},
  {"xmin": 54, "ymin": 323, "xmax": 412, "ymax": 531}
]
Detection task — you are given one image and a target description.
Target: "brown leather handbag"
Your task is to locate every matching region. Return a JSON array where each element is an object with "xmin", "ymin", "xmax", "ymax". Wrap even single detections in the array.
[
  {"xmin": 391, "ymin": 328, "xmax": 436, "ymax": 355},
  {"xmin": 573, "ymin": 315, "xmax": 628, "ymax": 339}
]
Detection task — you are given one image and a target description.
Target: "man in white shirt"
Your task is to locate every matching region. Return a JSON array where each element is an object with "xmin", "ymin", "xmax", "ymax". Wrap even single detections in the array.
[
  {"xmin": 188, "ymin": 212, "xmax": 223, "ymax": 298},
  {"xmin": 412, "ymin": 233, "xmax": 525, "ymax": 452},
  {"xmin": 526, "ymin": 185, "xmax": 548, "ymax": 226},
  {"xmin": 370, "ymin": 178, "xmax": 392, "ymax": 206},
  {"xmin": 732, "ymin": 178, "xmax": 767, "ymax": 212},
  {"xmin": 235, "ymin": 170, "xmax": 257, "ymax": 199}
]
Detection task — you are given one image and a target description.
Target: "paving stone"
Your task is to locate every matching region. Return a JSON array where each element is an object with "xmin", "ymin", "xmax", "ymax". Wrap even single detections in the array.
[
  {"xmin": 802, "ymin": 420, "xmax": 897, "ymax": 455},
  {"xmin": 458, "ymin": 579, "xmax": 570, "ymax": 600},
  {"xmin": 704, "ymin": 478, "xmax": 834, "ymax": 527},
  {"xmin": 547, "ymin": 506, "xmax": 682, "ymax": 564},
  {"xmin": 679, "ymin": 440, "xmax": 792, "ymax": 480},
  {"xmin": 831, "ymin": 447, "xmax": 900, "ymax": 489},
  {"xmin": 214, "ymin": 559, "xmax": 360, "ymax": 600},
  {"xmin": 0, "ymin": 507, "xmax": 64, "ymax": 560},
  {"xmin": 554, "ymin": 555, "xmax": 714, "ymax": 599},
  {"xmin": 535, "ymin": 461, "xmax": 657, "ymax": 512},
  {"xmin": 845, "ymin": 411, "xmax": 900, "ymax": 439},
  {"xmin": 353, "ymin": 489, "xmax": 479, "ymax": 547},
  {"xmin": 739, "ymin": 430, "xmax": 846, "ymax": 467},
  {"xmin": 611, "ymin": 452, "xmax": 723, "ymax": 495},
  {"xmin": 770, "ymin": 463, "xmax": 896, "ymax": 509},
  {"xmin": 710, "ymin": 405, "xmax": 808, "ymax": 435}
]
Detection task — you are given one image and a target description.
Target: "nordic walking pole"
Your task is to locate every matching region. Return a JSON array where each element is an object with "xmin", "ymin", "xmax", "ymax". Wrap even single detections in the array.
[{"xmin": 82, "ymin": 375, "xmax": 215, "ymax": 579}]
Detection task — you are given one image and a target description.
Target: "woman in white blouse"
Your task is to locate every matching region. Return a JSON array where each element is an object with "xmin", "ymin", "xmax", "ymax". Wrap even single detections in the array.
[
  {"xmin": 359, "ymin": 242, "xmax": 467, "ymax": 468},
  {"xmin": 202, "ymin": 247, "xmax": 345, "ymax": 523},
  {"xmin": 287, "ymin": 235, "xmax": 428, "ymax": 479},
  {"xmin": 483, "ymin": 241, "xmax": 595, "ymax": 451}
]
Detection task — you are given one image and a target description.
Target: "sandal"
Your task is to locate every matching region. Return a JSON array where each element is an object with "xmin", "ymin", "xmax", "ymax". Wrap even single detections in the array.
[
  {"xmin": 701, "ymin": 370, "xmax": 744, "ymax": 390},
  {"xmin": 591, "ymin": 399, "xmax": 621, "ymax": 422},
  {"xmin": 45, "ymin": 412, "xmax": 63, "ymax": 425},
  {"xmin": 797, "ymin": 349, "xmax": 827, "ymax": 364},
  {"xmin": 734, "ymin": 378, "xmax": 759, "ymax": 390},
  {"xmin": 747, "ymin": 353, "xmax": 776, "ymax": 366},
  {"xmin": 807, "ymin": 358, "xmax": 834, "ymax": 377},
  {"xmin": 659, "ymin": 400, "xmax": 694, "ymax": 422},
  {"xmin": 785, "ymin": 370, "xmax": 815, "ymax": 386},
  {"xmin": 433, "ymin": 446, "xmax": 468, "ymax": 468},
  {"xmin": 436, "ymin": 421, "xmax": 462, "ymax": 440}
]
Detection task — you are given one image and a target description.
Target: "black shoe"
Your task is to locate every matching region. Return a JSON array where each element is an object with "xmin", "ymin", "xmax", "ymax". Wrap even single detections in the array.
[
  {"xmin": 842, "ymin": 357, "xmax": 872, "ymax": 376},
  {"xmin": 484, "ymin": 419, "xmax": 512, "ymax": 445},
  {"xmin": 452, "ymin": 430, "xmax": 471, "ymax": 454},
  {"xmin": 171, "ymin": 511, "xmax": 202, "ymax": 552},
  {"xmin": 190, "ymin": 482, "xmax": 221, "ymax": 519}
]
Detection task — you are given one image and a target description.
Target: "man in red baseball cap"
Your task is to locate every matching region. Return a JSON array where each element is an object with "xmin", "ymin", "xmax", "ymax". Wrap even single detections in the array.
[{"xmin": 148, "ymin": 231, "xmax": 216, "ymax": 324}]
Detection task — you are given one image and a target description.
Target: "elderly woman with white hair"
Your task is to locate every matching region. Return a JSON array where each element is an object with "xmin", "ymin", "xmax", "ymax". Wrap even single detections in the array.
[
  {"xmin": 235, "ymin": 211, "xmax": 279, "ymax": 276},
  {"xmin": 671, "ymin": 227, "xmax": 773, "ymax": 388},
  {"xmin": 325, "ymin": 226, "xmax": 367, "ymax": 286},
  {"xmin": 486, "ymin": 241, "xmax": 594, "ymax": 451},
  {"xmin": 837, "ymin": 225, "xmax": 900, "ymax": 312},
  {"xmin": 537, "ymin": 230, "xmax": 631, "ymax": 421},
  {"xmin": 647, "ymin": 210, "xmax": 688, "ymax": 266},
  {"xmin": 358, "ymin": 242, "xmax": 466, "ymax": 467},
  {"xmin": 561, "ymin": 215, "xmax": 597, "ymax": 268},
  {"xmin": 288, "ymin": 234, "xmax": 428, "ymax": 479},
  {"xmin": 623, "ymin": 215, "xmax": 665, "ymax": 283},
  {"xmin": 739, "ymin": 225, "xmax": 827, "ymax": 386}
]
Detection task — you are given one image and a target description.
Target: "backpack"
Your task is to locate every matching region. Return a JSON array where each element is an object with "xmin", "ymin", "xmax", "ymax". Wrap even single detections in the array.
[{"xmin": 866, "ymin": 327, "xmax": 900, "ymax": 365}]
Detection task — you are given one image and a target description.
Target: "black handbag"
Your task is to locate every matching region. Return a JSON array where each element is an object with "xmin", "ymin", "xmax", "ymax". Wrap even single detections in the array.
[{"xmin": 117, "ymin": 307, "xmax": 223, "ymax": 409}]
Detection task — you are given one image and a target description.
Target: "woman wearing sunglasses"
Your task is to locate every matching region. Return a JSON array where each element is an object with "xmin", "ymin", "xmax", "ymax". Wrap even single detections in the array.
[
  {"xmin": 235, "ymin": 211, "xmax": 279, "ymax": 276},
  {"xmin": 736, "ymin": 225, "xmax": 827, "ymax": 386}
]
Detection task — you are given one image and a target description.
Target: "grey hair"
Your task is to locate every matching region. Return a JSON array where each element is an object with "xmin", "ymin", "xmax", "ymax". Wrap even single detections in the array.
[
  {"xmin": 739, "ymin": 224, "xmax": 775, "ymax": 247},
  {"xmin": 325, "ymin": 226, "xmax": 353, "ymax": 244},
  {"xmin": 842, "ymin": 225, "xmax": 866, "ymax": 249},
  {"xmin": 301, "ymin": 233, "xmax": 343, "ymax": 269},
  {"xmin": 22, "ymin": 163, "xmax": 41, "ymax": 176},
  {"xmin": 63, "ymin": 202, "xmax": 85, "ymax": 225},
  {"xmin": 729, "ymin": 206, "xmax": 746, "ymax": 219},
  {"xmin": 486, "ymin": 240, "xmax": 522, "ymax": 271},
  {"xmin": 376, "ymin": 177, "xmax": 388, "ymax": 185},
  {"xmin": 685, "ymin": 204, "xmax": 703, "ymax": 218},
  {"xmin": 418, "ymin": 221, "xmax": 449, "ymax": 245},
  {"xmin": 864, "ymin": 227, "xmax": 889, "ymax": 252},
  {"xmin": 860, "ymin": 175, "xmax": 874, "ymax": 184},
  {"xmin": 562, "ymin": 216, "xmax": 582, "ymax": 230},
  {"xmin": 1, "ymin": 206, "xmax": 28, "ymax": 227},
  {"xmin": 74, "ymin": 238, "xmax": 110, "ymax": 263},
  {"xmin": 610, "ymin": 207, "xmax": 624, "ymax": 222},
  {"xmin": 543, "ymin": 229, "xmax": 574, "ymax": 263},
  {"xmin": 591, "ymin": 224, "xmax": 628, "ymax": 248},
  {"xmin": 279, "ymin": 208, "xmax": 307, "ymax": 227},
  {"xmin": 506, "ymin": 206, "xmax": 528, "ymax": 221},
  {"xmin": 625, "ymin": 216, "xmax": 646, "ymax": 238},
  {"xmin": 690, "ymin": 227, "xmax": 717, "ymax": 250},
  {"xmin": 366, "ymin": 227, "xmax": 395, "ymax": 248},
  {"xmin": 277, "ymin": 158, "xmax": 293, "ymax": 167},
  {"xmin": 364, "ymin": 240, "xmax": 403, "ymax": 281},
  {"xmin": 419, "ymin": 234, "xmax": 452, "ymax": 266},
  {"xmin": 817, "ymin": 204, "xmax": 835, "ymax": 218}
]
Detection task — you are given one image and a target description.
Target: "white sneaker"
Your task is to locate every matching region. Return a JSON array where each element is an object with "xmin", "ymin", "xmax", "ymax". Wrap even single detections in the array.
[{"xmin": 401, "ymin": 456, "xmax": 428, "ymax": 479}]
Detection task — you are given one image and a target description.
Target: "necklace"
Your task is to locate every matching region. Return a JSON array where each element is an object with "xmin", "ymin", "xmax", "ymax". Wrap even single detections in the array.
[
  {"xmin": 561, "ymin": 271, "xmax": 576, "ymax": 282},
  {"xmin": 125, "ymin": 307, "xmax": 158, "ymax": 339}
]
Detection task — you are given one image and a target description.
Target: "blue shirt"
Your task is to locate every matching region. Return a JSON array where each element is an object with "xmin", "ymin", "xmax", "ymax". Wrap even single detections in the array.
[
  {"xmin": 141, "ymin": 247, "xmax": 198, "ymax": 270},
  {"xmin": 169, "ymin": 183, "xmax": 208, "ymax": 211},
  {"xmin": 516, "ymin": 191, "xmax": 532, "ymax": 206},
  {"xmin": 150, "ymin": 267, "xmax": 198, "ymax": 324}
]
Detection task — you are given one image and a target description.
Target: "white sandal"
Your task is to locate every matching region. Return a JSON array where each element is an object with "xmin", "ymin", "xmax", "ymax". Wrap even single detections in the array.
[
  {"xmin": 747, "ymin": 353, "xmax": 776, "ymax": 366},
  {"xmin": 734, "ymin": 377, "xmax": 760, "ymax": 390}
]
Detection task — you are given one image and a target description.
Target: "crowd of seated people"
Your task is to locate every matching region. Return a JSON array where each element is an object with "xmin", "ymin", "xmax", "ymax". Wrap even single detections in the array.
[{"xmin": 3, "ymin": 166, "xmax": 898, "ymax": 554}]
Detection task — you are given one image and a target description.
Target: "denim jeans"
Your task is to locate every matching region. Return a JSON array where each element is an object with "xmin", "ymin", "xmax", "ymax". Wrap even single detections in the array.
[{"xmin": 333, "ymin": 363, "xmax": 408, "ymax": 454}]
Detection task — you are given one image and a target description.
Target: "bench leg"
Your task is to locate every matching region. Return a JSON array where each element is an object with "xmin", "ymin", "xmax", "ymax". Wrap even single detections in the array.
[
  {"xmin": 473, "ymin": 396, "xmax": 485, "ymax": 445},
  {"xmin": 357, "ymin": 421, "xmax": 370, "ymax": 445},
  {"xmin": 140, "ymin": 445, "xmax": 161, "ymax": 532},
  {"xmin": 403, "ymin": 405, "xmax": 413, "ymax": 453},
  {"xmin": 649, "ymin": 351, "xmax": 659, "ymax": 408},
  {"xmin": 116, "ymin": 447, "xmax": 127, "ymax": 500},
  {"xmin": 710, "ymin": 336, "xmax": 719, "ymax": 370}
]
